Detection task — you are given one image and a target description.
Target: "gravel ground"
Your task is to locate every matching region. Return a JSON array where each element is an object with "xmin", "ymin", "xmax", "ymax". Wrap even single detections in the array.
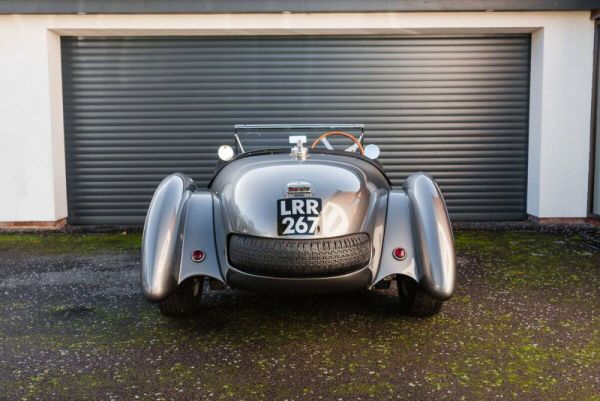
[{"xmin": 0, "ymin": 228, "xmax": 599, "ymax": 401}]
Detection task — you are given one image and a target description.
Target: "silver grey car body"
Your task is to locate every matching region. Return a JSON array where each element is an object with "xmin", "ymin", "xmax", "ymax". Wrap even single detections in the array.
[{"xmin": 141, "ymin": 126, "xmax": 456, "ymax": 314}]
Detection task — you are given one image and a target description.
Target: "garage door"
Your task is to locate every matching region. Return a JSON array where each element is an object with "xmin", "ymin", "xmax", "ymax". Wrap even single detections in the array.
[{"xmin": 62, "ymin": 35, "xmax": 530, "ymax": 224}]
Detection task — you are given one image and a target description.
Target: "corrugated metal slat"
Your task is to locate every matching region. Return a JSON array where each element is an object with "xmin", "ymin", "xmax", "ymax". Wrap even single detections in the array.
[{"xmin": 62, "ymin": 35, "xmax": 530, "ymax": 224}]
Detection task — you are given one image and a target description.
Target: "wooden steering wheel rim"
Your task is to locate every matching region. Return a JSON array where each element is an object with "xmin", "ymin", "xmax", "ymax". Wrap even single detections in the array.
[{"xmin": 310, "ymin": 131, "xmax": 365, "ymax": 155}]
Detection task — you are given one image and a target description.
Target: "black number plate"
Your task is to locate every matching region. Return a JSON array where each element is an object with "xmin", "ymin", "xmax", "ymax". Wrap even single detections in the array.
[{"xmin": 277, "ymin": 198, "xmax": 322, "ymax": 235}]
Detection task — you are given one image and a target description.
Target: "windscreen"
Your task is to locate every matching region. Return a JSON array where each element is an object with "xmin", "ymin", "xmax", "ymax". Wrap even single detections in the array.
[{"xmin": 233, "ymin": 124, "xmax": 364, "ymax": 153}]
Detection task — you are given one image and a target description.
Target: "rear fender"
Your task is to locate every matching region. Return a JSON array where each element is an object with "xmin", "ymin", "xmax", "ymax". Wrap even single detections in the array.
[
  {"xmin": 141, "ymin": 173, "xmax": 193, "ymax": 301},
  {"xmin": 373, "ymin": 191, "xmax": 419, "ymax": 284},
  {"xmin": 404, "ymin": 173, "xmax": 456, "ymax": 300},
  {"xmin": 178, "ymin": 191, "xmax": 225, "ymax": 285}
]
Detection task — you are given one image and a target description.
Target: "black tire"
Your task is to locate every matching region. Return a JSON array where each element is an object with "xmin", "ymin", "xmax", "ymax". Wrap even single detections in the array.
[
  {"xmin": 228, "ymin": 233, "xmax": 371, "ymax": 278},
  {"xmin": 158, "ymin": 277, "xmax": 203, "ymax": 317},
  {"xmin": 397, "ymin": 276, "xmax": 443, "ymax": 317}
]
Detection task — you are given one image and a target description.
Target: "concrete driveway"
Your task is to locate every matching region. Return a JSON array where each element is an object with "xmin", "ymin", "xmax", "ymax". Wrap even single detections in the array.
[{"xmin": 0, "ymin": 228, "xmax": 599, "ymax": 401}]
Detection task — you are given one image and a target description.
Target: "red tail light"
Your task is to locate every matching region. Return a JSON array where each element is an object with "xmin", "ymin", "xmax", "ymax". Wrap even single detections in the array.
[
  {"xmin": 191, "ymin": 249, "xmax": 205, "ymax": 262},
  {"xmin": 392, "ymin": 247, "xmax": 406, "ymax": 261}
]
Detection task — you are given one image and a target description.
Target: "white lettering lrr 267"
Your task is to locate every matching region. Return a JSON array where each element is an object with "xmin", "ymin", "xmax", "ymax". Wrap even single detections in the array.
[{"xmin": 279, "ymin": 199, "xmax": 319, "ymax": 215}]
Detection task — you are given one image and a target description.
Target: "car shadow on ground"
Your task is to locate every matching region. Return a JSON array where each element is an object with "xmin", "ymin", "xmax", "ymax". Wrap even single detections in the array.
[{"xmin": 150, "ymin": 284, "xmax": 420, "ymax": 336}]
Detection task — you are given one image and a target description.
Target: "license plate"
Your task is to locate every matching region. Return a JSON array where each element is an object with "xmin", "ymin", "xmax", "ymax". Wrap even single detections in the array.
[{"xmin": 277, "ymin": 198, "xmax": 322, "ymax": 235}]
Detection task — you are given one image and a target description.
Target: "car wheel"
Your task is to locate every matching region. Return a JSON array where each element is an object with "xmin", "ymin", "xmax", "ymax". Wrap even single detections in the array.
[
  {"xmin": 158, "ymin": 277, "xmax": 203, "ymax": 317},
  {"xmin": 397, "ymin": 276, "xmax": 442, "ymax": 317}
]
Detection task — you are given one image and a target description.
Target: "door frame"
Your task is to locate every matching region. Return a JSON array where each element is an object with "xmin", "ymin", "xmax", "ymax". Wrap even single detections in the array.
[{"xmin": 589, "ymin": 17, "xmax": 600, "ymax": 218}]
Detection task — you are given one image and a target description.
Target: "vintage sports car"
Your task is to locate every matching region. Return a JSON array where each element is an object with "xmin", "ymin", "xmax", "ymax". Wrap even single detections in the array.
[{"xmin": 141, "ymin": 124, "xmax": 455, "ymax": 317}]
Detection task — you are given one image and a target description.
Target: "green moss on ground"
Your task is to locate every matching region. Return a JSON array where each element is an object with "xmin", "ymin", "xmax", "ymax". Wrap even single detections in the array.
[
  {"xmin": 455, "ymin": 230, "xmax": 596, "ymax": 290},
  {"xmin": 0, "ymin": 232, "xmax": 141, "ymax": 254},
  {"xmin": 2, "ymin": 229, "xmax": 599, "ymax": 400}
]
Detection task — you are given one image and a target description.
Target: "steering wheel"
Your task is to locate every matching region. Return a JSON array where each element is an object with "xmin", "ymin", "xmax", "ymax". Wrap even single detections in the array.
[{"xmin": 310, "ymin": 131, "xmax": 365, "ymax": 155}]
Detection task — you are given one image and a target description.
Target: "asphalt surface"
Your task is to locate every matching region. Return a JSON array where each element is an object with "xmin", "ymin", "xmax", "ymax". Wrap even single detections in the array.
[{"xmin": 0, "ymin": 229, "xmax": 599, "ymax": 401}]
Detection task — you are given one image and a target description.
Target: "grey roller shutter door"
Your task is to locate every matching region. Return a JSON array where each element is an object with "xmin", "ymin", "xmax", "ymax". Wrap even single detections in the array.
[{"xmin": 62, "ymin": 35, "xmax": 530, "ymax": 225}]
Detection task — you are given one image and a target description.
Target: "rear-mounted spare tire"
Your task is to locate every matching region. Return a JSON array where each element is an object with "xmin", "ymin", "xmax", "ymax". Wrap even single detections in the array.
[{"xmin": 228, "ymin": 233, "xmax": 371, "ymax": 278}]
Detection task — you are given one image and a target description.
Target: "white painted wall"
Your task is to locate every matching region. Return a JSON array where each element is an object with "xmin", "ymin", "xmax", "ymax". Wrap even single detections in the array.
[
  {"xmin": 0, "ymin": 12, "xmax": 594, "ymax": 222},
  {"xmin": 525, "ymin": 16, "xmax": 595, "ymax": 217},
  {"xmin": 0, "ymin": 19, "xmax": 66, "ymax": 222}
]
